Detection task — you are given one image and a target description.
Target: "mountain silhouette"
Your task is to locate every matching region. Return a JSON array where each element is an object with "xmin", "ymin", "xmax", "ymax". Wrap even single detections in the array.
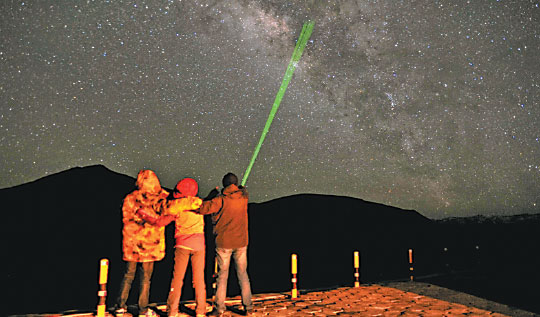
[
  {"xmin": 3, "ymin": 165, "xmax": 136, "ymax": 315},
  {"xmin": 3, "ymin": 165, "xmax": 539, "ymax": 315}
]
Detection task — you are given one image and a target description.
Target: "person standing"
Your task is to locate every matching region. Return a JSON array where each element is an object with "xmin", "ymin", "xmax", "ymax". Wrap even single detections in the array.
[
  {"xmin": 116, "ymin": 170, "xmax": 174, "ymax": 317},
  {"xmin": 165, "ymin": 178, "xmax": 206, "ymax": 317},
  {"xmin": 198, "ymin": 173, "xmax": 253, "ymax": 316}
]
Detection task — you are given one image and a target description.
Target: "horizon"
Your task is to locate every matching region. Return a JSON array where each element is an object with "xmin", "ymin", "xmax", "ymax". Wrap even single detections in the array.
[
  {"xmin": 3, "ymin": 163, "xmax": 539, "ymax": 220},
  {"xmin": 1, "ymin": 1, "xmax": 539, "ymax": 219}
]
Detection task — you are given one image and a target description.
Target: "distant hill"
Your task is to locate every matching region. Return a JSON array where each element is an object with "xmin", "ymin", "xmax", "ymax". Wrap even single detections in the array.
[
  {"xmin": 247, "ymin": 193, "xmax": 434, "ymax": 292},
  {"xmin": 3, "ymin": 165, "xmax": 540, "ymax": 315},
  {"xmin": 3, "ymin": 165, "xmax": 137, "ymax": 315},
  {"xmin": 436, "ymin": 213, "xmax": 540, "ymax": 225}
]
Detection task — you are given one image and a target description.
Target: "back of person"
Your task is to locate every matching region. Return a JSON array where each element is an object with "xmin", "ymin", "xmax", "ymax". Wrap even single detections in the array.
[
  {"xmin": 166, "ymin": 196, "xmax": 205, "ymax": 236},
  {"xmin": 211, "ymin": 184, "xmax": 249, "ymax": 249},
  {"xmin": 165, "ymin": 178, "xmax": 206, "ymax": 317},
  {"xmin": 117, "ymin": 169, "xmax": 170, "ymax": 317},
  {"xmin": 199, "ymin": 173, "xmax": 253, "ymax": 316},
  {"xmin": 122, "ymin": 170, "xmax": 169, "ymax": 262}
]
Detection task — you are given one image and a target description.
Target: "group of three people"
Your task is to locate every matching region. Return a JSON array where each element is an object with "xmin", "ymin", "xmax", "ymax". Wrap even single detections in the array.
[{"xmin": 116, "ymin": 170, "xmax": 253, "ymax": 317}]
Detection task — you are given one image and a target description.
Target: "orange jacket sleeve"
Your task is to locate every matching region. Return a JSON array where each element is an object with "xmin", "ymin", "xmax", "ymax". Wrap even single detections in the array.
[{"xmin": 198, "ymin": 196, "xmax": 223, "ymax": 215}]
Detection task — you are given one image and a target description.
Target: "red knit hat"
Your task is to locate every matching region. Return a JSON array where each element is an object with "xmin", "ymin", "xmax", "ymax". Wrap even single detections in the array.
[{"xmin": 174, "ymin": 178, "xmax": 198, "ymax": 197}]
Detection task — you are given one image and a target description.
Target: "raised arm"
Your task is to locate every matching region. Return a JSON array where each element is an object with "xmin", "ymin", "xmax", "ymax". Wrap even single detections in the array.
[{"xmin": 198, "ymin": 196, "xmax": 223, "ymax": 215}]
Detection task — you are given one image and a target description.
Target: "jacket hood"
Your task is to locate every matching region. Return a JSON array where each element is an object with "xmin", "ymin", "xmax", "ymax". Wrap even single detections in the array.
[
  {"xmin": 135, "ymin": 169, "xmax": 162, "ymax": 194},
  {"xmin": 222, "ymin": 184, "xmax": 248, "ymax": 199}
]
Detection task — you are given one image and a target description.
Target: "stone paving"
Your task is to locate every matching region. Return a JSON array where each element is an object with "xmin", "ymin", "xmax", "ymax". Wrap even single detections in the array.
[
  {"xmin": 155, "ymin": 284, "xmax": 523, "ymax": 316},
  {"xmin": 23, "ymin": 283, "xmax": 537, "ymax": 316},
  {"xmin": 236, "ymin": 286, "xmax": 505, "ymax": 316}
]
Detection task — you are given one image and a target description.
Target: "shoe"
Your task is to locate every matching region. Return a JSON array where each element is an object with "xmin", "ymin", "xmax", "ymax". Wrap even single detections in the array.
[
  {"xmin": 208, "ymin": 310, "xmax": 225, "ymax": 316},
  {"xmin": 116, "ymin": 308, "xmax": 133, "ymax": 317},
  {"xmin": 139, "ymin": 309, "xmax": 158, "ymax": 317}
]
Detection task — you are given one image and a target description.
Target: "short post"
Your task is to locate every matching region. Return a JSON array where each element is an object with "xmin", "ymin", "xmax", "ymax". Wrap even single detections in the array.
[
  {"xmin": 353, "ymin": 251, "xmax": 360, "ymax": 287},
  {"xmin": 291, "ymin": 254, "xmax": 298, "ymax": 299},
  {"xmin": 97, "ymin": 258, "xmax": 109, "ymax": 317},
  {"xmin": 212, "ymin": 257, "xmax": 218, "ymax": 301},
  {"xmin": 408, "ymin": 249, "xmax": 414, "ymax": 281}
]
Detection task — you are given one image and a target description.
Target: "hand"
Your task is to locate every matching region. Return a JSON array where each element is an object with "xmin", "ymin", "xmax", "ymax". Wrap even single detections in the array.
[
  {"xmin": 192, "ymin": 197, "xmax": 203, "ymax": 209},
  {"xmin": 159, "ymin": 190, "xmax": 170, "ymax": 199},
  {"xmin": 136, "ymin": 207, "xmax": 161, "ymax": 225}
]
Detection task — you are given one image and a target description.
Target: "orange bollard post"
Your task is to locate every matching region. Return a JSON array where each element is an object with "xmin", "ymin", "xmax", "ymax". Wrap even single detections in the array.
[
  {"xmin": 97, "ymin": 258, "xmax": 109, "ymax": 317},
  {"xmin": 408, "ymin": 249, "xmax": 414, "ymax": 281},
  {"xmin": 291, "ymin": 254, "xmax": 298, "ymax": 299},
  {"xmin": 353, "ymin": 251, "xmax": 360, "ymax": 287}
]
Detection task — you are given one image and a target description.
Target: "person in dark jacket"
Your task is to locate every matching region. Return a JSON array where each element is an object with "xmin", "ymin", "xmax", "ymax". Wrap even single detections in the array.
[{"xmin": 198, "ymin": 173, "xmax": 253, "ymax": 316}]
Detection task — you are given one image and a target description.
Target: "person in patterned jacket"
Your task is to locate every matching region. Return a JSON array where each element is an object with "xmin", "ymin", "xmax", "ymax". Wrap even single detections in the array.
[{"xmin": 115, "ymin": 170, "xmax": 173, "ymax": 317}]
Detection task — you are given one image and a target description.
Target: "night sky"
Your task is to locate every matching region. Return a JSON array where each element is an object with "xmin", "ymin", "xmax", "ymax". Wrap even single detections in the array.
[{"xmin": 1, "ymin": 0, "xmax": 539, "ymax": 219}]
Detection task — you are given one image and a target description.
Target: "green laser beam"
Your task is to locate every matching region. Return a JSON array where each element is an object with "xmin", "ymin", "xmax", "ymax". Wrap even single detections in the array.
[{"xmin": 241, "ymin": 20, "xmax": 314, "ymax": 186}]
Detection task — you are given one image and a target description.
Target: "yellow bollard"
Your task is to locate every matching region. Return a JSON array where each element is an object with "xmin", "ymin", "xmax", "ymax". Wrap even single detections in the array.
[
  {"xmin": 408, "ymin": 249, "xmax": 414, "ymax": 281},
  {"xmin": 97, "ymin": 258, "xmax": 109, "ymax": 317},
  {"xmin": 212, "ymin": 257, "xmax": 218, "ymax": 301},
  {"xmin": 291, "ymin": 254, "xmax": 298, "ymax": 298},
  {"xmin": 353, "ymin": 251, "xmax": 360, "ymax": 287}
]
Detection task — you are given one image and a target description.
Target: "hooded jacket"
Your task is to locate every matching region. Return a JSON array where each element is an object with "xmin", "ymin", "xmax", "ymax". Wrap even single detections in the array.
[
  {"xmin": 199, "ymin": 184, "xmax": 249, "ymax": 249},
  {"xmin": 121, "ymin": 170, "xmax": 169, "ymax": 262}
]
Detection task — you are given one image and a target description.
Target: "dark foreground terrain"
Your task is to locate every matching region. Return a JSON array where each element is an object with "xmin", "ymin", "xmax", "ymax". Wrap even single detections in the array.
[{"xmin": 2, "ymin": 165, "xmax": 539, "ymax": 315}]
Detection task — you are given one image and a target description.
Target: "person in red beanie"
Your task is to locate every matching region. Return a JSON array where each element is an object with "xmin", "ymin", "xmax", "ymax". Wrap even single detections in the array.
[{"xmin": 165, "ymin": 178, "xmax": 206, "ymax": 317}]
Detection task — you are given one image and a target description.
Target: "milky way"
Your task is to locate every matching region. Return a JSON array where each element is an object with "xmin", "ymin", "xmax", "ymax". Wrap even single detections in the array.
[{"xmin": 1, "ymin": 0, "xmax": 539, "ymax": 218}]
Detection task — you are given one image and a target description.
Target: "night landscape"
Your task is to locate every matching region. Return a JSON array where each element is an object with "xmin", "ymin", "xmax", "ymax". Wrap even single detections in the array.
[
  {"xmin": 2, "ymin": 0, "xmax": 539, "ymax": 316},
  {"xmin": 3, "ymin": 165, "xmax": 539, "ymax": 315}
]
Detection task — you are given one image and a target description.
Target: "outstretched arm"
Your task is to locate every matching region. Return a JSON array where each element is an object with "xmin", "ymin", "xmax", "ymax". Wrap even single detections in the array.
[
  {"xmin": 165, "ymin": 196, "xmax": 203, "ymax": 216},
  {"xmin": 198, "ymin": 196, "xmax": 223, "ymax": 215},
  {"xmin": 136, "ymin": 208, "xmax": 176, "ymax": 227}
]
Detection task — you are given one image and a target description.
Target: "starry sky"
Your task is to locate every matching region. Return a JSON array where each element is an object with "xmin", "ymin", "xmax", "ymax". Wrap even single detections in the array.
[{"xmin": 1, "ymin": 0, "xmax": 539, "ymax": 219}]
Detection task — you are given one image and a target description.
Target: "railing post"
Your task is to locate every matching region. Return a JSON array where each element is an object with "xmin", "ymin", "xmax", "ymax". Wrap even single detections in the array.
[
  {"xmin": 212, "ymin": 257, "xmax": 218, "ymax": 301},
  {"xmin": 291, "ymin": 254, "xmax": 298, "ymax": 298},
  {"xmin": 408, "ymin": 249, "xmax": 414, "ymax": 281},
  {"xmin": 97, "ymin": 258, "xmax": 109, "ymax": 317},
  {"xmin": 353, "ymin": 251, "xmax": 360, "ymax": 287}
]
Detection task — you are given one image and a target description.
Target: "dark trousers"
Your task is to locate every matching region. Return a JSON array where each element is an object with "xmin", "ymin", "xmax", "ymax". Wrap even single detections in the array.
[{"xmin": 117, "ymin": 261, "xmax": 155, "ymax": 313}]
